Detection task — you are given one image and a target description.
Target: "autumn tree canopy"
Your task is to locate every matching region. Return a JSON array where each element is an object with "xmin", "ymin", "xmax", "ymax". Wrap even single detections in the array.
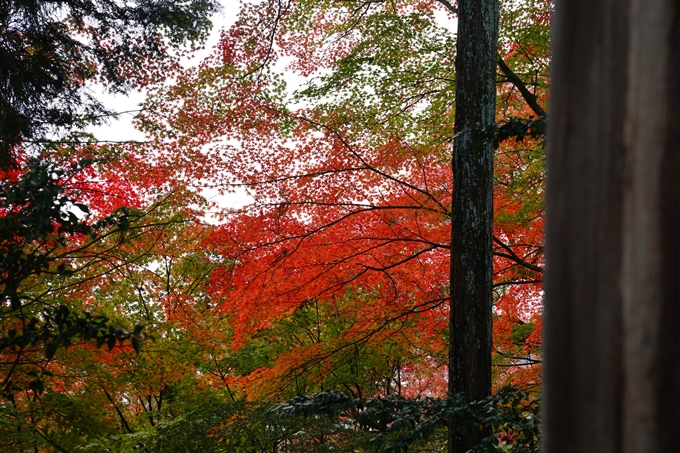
[{"xmin": 0, "ymin": 0, "xmax": 550, "ymax": 451}]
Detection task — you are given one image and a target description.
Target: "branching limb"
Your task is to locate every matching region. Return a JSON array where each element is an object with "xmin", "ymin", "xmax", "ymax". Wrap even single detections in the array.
[
  {"xmin": 498, "ymin": 57, "xmax": 546, "ymax": 118},
  {"xmin": 434, "ymin": 0, "xmax": 458, "ymax": 14},
  {"xmin": 493, "ymin": 236, "xmax": 544, "ymax": 274}
]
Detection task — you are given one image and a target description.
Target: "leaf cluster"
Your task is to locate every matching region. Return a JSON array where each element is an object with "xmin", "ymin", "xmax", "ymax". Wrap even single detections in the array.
[
  {"xmin": 295, "ymin": 10, "xmax": 456, "ymax": 146},
  {"xmin": 273, "ymin": 386, "xmax": 540, "ymax": 453},
  {"xmin": 1, "ymin": 307, "xmax": 144, "ymax": 399},
  {"xmin": 2, "ymin": 306, "xmax": 144, "ymax": 361},
  {"xmin": 0, "ymin": 158, "xmax": 150, "ymax": 398},
  {"xmin": 0, "ymin": 158, "xmax": 129, "ymax": 311}
]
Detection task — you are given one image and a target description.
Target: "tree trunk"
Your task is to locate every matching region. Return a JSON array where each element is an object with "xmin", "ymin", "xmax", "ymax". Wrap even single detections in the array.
[
  {"xmin": 544, "ymin": 1, "xmax": 680, "ymax": 452},
  {"xmin": 448, "ymin": 1, "xmax": 499, "ymax": 452}
]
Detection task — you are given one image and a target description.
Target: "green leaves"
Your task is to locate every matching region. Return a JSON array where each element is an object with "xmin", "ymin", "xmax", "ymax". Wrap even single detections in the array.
[
  {"xmin": 0, "ymin": 158, "xmax": 131, "ymax": 309},
  {"xmin": 273, "ymin": 390, "xmax": 360, "ymax": 418},
  {"xmin": 0, "ymin": 305, "xmax": 145, "ymax": 361},
  {"xmin": 271, "ymin": 387, "xmax": 541, "ymax": 453},
  {"xmin": 295, "ymin": 10, "xmax": 457, "ymax": 147}
]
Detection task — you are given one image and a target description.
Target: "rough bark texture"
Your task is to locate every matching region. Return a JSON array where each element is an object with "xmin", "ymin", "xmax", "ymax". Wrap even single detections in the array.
[
  {"xmin": 544, "ymin": 1, "xmax": 680, "ymax": 452},
  {"xmin": 448, "ymin": 1, "xmax": 498, "ymax": 452}
]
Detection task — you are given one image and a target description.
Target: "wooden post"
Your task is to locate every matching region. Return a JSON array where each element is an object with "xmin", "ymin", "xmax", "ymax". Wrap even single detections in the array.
[{"xmin": 544, "ymin": 1, "xmax": 680, "ymax": 451}]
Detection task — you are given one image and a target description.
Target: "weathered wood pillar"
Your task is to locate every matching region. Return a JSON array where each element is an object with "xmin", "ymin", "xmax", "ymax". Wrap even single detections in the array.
[{"xmin": 544, "ymin": 1, "xmax": 680, "ymax": 452}]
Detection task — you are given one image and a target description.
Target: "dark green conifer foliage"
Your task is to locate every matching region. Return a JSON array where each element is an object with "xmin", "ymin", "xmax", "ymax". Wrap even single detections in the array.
[{"xmin": 0, "ymin": 0, "xmax": 219, "ymax": 167}]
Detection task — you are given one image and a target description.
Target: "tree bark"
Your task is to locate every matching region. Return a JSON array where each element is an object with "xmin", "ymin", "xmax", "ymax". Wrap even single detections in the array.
[
  {"xmin": 544, "ymin": 1, "xmax": 680, "ymax": 452},
  {"xmin": 448, "ymin": 1, "xmax": 498, "ymax": 452}
]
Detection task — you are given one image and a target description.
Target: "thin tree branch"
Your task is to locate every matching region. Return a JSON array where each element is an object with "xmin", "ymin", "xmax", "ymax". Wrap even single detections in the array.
[
  {"xmin": 434, "ymin": 0, "xmax": 458, "ymax": 14},
  {"xmin": 493, "ymin": 236, "xmax": 544, "ymax": 274},
  {"xmin": 102, "ymin": 387, "xmax": 134, "ymax": 434},
  {"xmin": 493, "ymin": 279, "xmax": 542, "ymax": 287},
  {"xmin": 498, "ymin": 57, "xmax": 546, "ymax": 118}
]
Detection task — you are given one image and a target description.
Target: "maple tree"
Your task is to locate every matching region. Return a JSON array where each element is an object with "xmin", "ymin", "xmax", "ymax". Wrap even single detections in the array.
[
  {"xmin": 0, "ymin": 0, "xmax": 223, "ymax": 448},
  {"xmin": 0, "ymin": 0, "xmax": 551, "ymax": 450},
  {"xmin": 137, "ymin": 0, "xmax": 548, "ymax": 405},
  {"xmin": 0, "ymin": 0, "xmax": 222, "ymax": 386},
  {"xmin": 0, "ymin": 163, "xmax": 221, "ymax": 450}
]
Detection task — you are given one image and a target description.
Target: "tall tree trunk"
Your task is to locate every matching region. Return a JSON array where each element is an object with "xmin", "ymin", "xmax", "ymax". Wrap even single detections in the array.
[
  {"xmin": 448, "ymin": 1, "xmax": 499, "ymax": 452},
  {"xmin": 544, "ymin": 1, "xmax": 680, "ymax": 452}
]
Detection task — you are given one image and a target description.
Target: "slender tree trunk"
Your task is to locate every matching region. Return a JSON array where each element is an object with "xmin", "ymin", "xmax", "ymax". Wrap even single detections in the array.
[
  {"xmin": 544, "ymin": 1, "xmax": 680, "ymax": 452},
  {"xmin": 448, "ymin": 1, "xmax": 498, "ymax": 452}
]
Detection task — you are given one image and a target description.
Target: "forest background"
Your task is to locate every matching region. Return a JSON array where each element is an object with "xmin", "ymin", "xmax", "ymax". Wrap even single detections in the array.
[{"xmin": 0, "ymin": 0, "xmax": 549, "ymax": 451}]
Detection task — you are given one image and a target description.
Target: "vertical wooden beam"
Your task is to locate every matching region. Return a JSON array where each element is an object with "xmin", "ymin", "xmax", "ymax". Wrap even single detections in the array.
[{"xmin": 544, "ymin": 1, "xmax": 680, "ymax": 451}]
